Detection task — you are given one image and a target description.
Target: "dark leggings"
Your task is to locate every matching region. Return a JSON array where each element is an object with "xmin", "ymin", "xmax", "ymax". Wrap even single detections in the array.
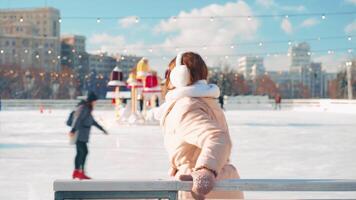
[{"xmin": 75, "ymin": 141, "xmax": 88, "ymax": 170}]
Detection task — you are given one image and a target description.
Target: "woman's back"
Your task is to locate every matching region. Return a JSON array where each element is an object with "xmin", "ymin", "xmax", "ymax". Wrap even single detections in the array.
[{"xmin": 163, "ymin": 97, "xmax": 243, "ymax": 199}]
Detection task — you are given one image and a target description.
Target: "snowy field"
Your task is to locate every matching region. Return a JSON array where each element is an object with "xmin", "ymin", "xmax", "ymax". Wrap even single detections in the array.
[{"xmin": 1, "ymin": 108, "xmax": 356, "ymax": 199}]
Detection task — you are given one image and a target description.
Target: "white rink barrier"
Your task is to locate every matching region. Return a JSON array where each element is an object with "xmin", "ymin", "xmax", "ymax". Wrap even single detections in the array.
[
  {"xmin": 224, "ymin": 96, "xmax": 356, "ymax": 113},
  {"xmin": 0, "ymin": 99, "xmax": 114, "ymax": 110},
  {"xmin": 1, "ymin": 98, "xmax": 356, "ymax": 113}
]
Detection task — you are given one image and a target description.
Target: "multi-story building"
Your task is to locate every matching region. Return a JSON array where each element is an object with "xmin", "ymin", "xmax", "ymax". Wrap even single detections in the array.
[
  {"xmin": 88, "ymin": 53, "xmax": 117, "ymax": 75},
  {"xmin": 114, "ymin": 54, "xmax": 142, "ymax": 80},
  {"xmin": 60, "ymin": 35, "xmax": 87, "ymax": 69},
  {"xmin": 61, "ymin": 35, "xmax": 85, "ymax": 53},
  {"xmin": 0, "ymin": 7, "xmax": 61, "ymax": 71},
  {"xmin": 300, "ymin": 62, "xmax": 325, "ymax": 98},
  {"xmin": 237, "ymin": 56, "xmax": 265, "ymax": 80},
  {"xmin": 289, "ymin": 42, "xmax": 311, "ymax": 71}
]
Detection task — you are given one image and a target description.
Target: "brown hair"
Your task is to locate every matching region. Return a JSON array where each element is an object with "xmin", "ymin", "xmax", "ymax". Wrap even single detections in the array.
[{"xmin": 165, "ymin": 52, "xmax": 208, "ymax": 91}]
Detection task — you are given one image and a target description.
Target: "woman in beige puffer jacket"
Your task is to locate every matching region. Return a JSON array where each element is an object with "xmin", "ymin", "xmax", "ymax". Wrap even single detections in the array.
[{"xmin": 157, "ymin": 52, "xmax": 244, "ymax": 199}]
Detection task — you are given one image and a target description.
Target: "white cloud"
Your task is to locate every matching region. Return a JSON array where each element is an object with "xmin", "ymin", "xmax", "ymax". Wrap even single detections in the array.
[
  {"xmin": 119, "ymin": 16, "xmax": 138, "ymax": 28},
  {"xmin": 87, "ymin": 1, "xmax": 260, "ymax": 75},
  {"xmin": 279, "ymin": 5, "xmax": 305, "ymax": 12},
  {"xmin": 300, "ymin": 18, "xmax": 319, "ymax": 28},
  {"xmin": 345, "ymin": 0, "xmax": 356, "ymax": 5},
  {"xmin": 256, "ymin": 0, "xmax": 305, "ymax": 12},
  {"xmin": 155, "ymin": 0, "xmax": 259, "ymax": 58},
  {"xmin": 345, "ymin": 20, "xmax": 356, "ymax": 34},
  {"xmin": 281, "ymin": 18, "xmax": 293, "ymax": 34},
  {"xmin": 88, "ymin": 33, "xmax": 128, "ymax": 53}
]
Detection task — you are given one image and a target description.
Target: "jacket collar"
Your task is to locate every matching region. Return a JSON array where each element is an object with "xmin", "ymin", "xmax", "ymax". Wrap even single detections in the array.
[
  {"xmin": 154, "ymin": 80, "xmax": 220, "ymax": 124},
  {"xmin": 165, "ymin": 80, "xmax": 220, "ymax": 101}
]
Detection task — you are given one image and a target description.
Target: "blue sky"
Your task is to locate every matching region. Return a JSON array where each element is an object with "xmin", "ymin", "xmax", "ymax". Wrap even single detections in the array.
[{"xmin": 1, "ymin": 0, "xmax": 355, "ymax": 73}]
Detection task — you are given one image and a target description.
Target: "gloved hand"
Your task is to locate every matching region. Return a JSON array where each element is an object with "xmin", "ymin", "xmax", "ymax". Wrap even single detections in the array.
[{"xmin": 179, "ymin": 168, "xmax": 216, "ymax": 200}]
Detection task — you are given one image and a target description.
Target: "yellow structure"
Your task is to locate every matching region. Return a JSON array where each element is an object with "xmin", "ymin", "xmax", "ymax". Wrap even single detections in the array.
[{"xmin": 136, "ymin": 58, "xmax": 150, "ymax": 79}]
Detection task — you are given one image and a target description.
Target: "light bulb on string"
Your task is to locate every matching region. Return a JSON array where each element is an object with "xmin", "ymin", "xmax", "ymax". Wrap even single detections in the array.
[
  {"xmin": 210, "ymin": 16, "xmax": 215, "ymax": 22},
  {"xmin": 0, "ymin": 49, "xmax": 4, "ymax": 54},
  {"xmin": 225, "ymin": 55, "xmax": 229, "ymax": 59},
  {"xmin": 258, "ymin": 42, "xmax": 263, "ymax": 47},
  {"xmin": 36, "ymin": 55, "xmax": 40, "ymax": 59},
  {"xmin": 58, "ymin": 18, "xmax": 62, "ymax": 23},
  {"xmin": 135, "ymin": 17, "xmax": 139, "ymax": 23},
  {"xmin": 24, "ymin": 49, "xmax": 28, "ymax": 53},
  {"xmin": 19, "ymin": 17, "xmax": 24, "ymax": 22},
  {"xmin": 57, "ymin": 55, "xmax": 61, "ymax": 59},
  {"xmin": 288, "ymin": 41, "xmax": 292, "ymax": 46},
  {"xmin": 321, "ymin": 14, "xmax": 326, "ymax": 20},
  {"xmin": 285, "ymin": 15, "xmax": 289, "ymax": 19},
  {"xmin": 230, "ymin": 45, "xmax": 235, "ymax": 49},
  {"xmin": 96, "ymin": 18, "xmax": 101, "ymax": 23},
  {"xmin": 121, "ymin": 56, "xmax": 125, "ymax": 60},
  {"xmin": 247, "ymin": 16, "xmax": 252, "ymax": 21},
  {"xmin": 148, "ymin": 48, "xmax": 153, "ymax": 53},
  {"xmin": 173, "ymin": 16, "xmax": 177, "ymax": 22},
  {"xmin": 48, "ymin": 50, "xmax": 52, "ymax": 54},
  {"xmin": 307, "ymin": 52, "xmax": 311, "ymax": 56},
  {"xmin": 348, "ymin": 36, "xmax": 352, "ymax": 41}
]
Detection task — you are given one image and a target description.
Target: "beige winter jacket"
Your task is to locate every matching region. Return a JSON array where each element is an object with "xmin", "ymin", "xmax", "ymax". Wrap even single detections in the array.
[{"xmin": 161, "ymin": 96, "xmax": 244, "ymax": 199}]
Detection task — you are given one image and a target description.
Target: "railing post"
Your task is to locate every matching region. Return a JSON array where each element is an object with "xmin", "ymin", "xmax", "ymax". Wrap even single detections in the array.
[
  {"xmin": 54, "ymin": 191, "xmax": 63, "ymax": 200},
  {"xmin": 168, "ymin": 191, "xmax": 178, "ymax": 200}
]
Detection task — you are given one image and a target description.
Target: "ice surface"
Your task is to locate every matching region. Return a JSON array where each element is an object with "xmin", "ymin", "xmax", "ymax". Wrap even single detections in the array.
[{"xmin": 0, "ymin": 109, "xmax": 356, "ymax": 199}]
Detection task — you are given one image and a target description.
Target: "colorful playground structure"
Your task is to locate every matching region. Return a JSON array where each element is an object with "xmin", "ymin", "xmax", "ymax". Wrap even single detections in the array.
[{"xmin": 105, "ymin": 57, "xmax": 164, "ymax": 124}]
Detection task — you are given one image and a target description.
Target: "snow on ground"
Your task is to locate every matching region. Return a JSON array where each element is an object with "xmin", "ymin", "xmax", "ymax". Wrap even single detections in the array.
[{"xmin": 0, "ymin": 109, "xmax": 356, "ymax": 199}]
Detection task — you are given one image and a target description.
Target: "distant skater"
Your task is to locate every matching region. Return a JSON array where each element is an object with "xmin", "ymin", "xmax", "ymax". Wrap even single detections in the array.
[
  {"xmin": 218, "ymin": 95, "xmax": 224, "ymax": 110},
  {"xmin": 274, "ymin": 94, "xmax": 282, "ymax": 110},
  {"xmin": 156, "ymin": 52, "xmax": 244, "ymax": 199},
  {"xmin": 138, "ymin": 96, "xmax": 144, "ymax": 112},
  {"xmin": 69, "ymin": 92, "xmax": 108, "ymax": 180}
]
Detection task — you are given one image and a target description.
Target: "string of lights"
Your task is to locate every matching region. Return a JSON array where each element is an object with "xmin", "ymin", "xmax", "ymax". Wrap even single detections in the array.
[
  {"xmin": 1, "ymin": 47, "xmax": 354, "ymax": 80},
  {"xmin": 98, "ymin": 35, "xmax": 354, "ymax": 52},
  {"xmin": 0, "ymin": 35, "xmax": 353, "ymax": 57},
  {"xmin": 144, "ymin": 47, "xmax": 354, "ymax": 60},
  {"xmin": 1, "ymin": 47, "xmax": 353, "ymax": 62},
  {"xmin": 55, "ymin": 11, "xmax": 356, "ymax": 22}
]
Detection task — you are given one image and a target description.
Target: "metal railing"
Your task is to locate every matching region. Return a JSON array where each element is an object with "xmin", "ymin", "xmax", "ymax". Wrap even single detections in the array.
[{"xmin": 53, "ymin": 179, "xmax": 356, "ymax": 200}]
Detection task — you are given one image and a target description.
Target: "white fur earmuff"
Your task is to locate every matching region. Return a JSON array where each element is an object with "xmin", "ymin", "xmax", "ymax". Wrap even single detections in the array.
[{"xmin": 170, "ymin": 52, "xmax": 190, "ymax": 88}]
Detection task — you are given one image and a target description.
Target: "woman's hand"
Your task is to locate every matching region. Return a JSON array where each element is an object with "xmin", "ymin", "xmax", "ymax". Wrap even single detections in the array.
[
  {"xmin": 179, "ymin": 168, "xmax": 216, "ymax": 200},
  {"xmin": 68, "ymin": 132, "xmax": 75, "ymax": 137}
]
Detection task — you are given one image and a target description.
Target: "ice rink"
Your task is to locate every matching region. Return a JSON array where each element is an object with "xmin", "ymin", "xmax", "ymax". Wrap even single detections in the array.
[{"xmin": 1, "ymin": 108, "xmax": 356, "ymax": 199}]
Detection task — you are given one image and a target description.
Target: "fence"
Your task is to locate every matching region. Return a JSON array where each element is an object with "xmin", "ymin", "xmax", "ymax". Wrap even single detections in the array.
[{"xmin": 53, "ymin": 179, "xmax": 356, "ymax": 200}]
